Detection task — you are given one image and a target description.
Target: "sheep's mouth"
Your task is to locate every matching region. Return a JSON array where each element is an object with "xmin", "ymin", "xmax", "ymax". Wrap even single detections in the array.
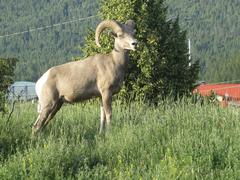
[
  {"xmin": 130, "ymin": 42, "xmax": 138, "ymax": 51},
  {"xmin": 132, "ymin": 46, "xmax": 137, "ymax": 51}
]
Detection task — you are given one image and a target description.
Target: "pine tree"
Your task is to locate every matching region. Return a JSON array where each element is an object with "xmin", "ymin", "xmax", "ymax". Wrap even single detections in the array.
[{"xmin": 80, "ymin": 0, "xmax": 199, "ymax": 103}]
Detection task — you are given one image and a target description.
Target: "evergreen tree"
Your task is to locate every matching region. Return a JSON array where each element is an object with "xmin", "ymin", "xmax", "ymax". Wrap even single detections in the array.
[
  {"xmin": 81, "ymin": 0, "xmax": 199, "ymax": 103},
  {"xmin": 0, "ymin": 58, "xmax": 17, "ymax": 113}
]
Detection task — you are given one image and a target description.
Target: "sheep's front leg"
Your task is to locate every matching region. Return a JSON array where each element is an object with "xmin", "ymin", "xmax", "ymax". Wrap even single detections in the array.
[{"xmin": 101, "ymin": 92, "xmax": 112, "ymax": 132}]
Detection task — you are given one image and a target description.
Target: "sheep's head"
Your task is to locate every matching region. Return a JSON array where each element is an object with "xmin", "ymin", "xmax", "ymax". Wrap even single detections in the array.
[{"xmin": 95, "ymin": 20, "xmax": 137, "ymax": 51}]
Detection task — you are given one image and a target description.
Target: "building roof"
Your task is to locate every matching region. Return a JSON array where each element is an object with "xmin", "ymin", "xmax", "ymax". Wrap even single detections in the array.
[
  {"xmin": 194, "ymin": 83, "xmax": 240, "ymax": 101},
  {"xmin": 11, "ymin": 81, "xmax": 36, "ymax": 87}
]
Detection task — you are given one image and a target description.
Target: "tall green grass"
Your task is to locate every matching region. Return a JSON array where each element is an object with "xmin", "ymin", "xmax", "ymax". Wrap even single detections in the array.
[{"xmin": 0, "ymin": 99, "xmax": 240, "ymax": 179}]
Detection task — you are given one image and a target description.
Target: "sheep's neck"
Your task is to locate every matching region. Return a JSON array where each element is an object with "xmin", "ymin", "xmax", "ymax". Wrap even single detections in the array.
[{"xmin": 112, "ymin": 48, "xmax": 129, "ymax": 68}]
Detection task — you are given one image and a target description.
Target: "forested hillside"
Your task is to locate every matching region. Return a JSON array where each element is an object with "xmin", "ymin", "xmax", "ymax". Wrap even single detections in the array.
[
  {"xmin": 166, "ymin": 0, "xmax": 240, "ymax": 81},
  {"xmin": 0, "ymin": 0, "xmax": 99, "ymax": 81},
  {"xmin": 0, "ymin": 0, "xmax": 239, "ymax": 82},
  {"xmin": 208, "ymin": 53, "xmax": 240, "ymax": 82}
]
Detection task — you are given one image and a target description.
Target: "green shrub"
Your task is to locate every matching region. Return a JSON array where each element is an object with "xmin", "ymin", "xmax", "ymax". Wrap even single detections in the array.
[{"xmin": 80, "ymin": 0, "xmax": 199, "ymax": 103}]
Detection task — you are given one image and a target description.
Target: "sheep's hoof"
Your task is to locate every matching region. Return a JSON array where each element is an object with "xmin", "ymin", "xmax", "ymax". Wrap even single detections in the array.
[
  {"xmin": 99, "ymin": 128, "xmax": 104, "ymax": 134},
  {"xmin": 31, "ymin": 127, "xmax": 40, "ymax": 137}
]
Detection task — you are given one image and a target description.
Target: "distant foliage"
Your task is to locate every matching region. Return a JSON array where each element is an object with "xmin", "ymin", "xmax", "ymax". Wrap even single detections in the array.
[
  {"xmin": 166, "ymin": 0, "xmax": 240, "ymax": 81},
  {"xmin": 81, "ymin": 0, "xmax": 199, "ymax": 103},
  {"xmin": 0, "ymin": 0, "xmax": 99, "ymax": 81},
  {"xmin": 0, "ymin": 0, "xmax": 239, "ymax": 82},
  {"xmin": 205, "ymin": 52, "xmax": 240, "ymax": 83},
  {"xmin": 0, "ymin": 58, "xmax": 17, "ymax": 113}
]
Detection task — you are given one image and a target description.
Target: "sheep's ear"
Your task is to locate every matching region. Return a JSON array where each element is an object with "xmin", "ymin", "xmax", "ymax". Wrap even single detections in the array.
[{"xmin": 125, "ymin": 20, "xmax": 135, "ymax": 29}]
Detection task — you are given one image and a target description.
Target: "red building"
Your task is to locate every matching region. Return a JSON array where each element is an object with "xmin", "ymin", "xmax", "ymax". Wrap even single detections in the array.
[{"xmin": 193, "ymin": 83, "xmax": 240, "ymax": 107}]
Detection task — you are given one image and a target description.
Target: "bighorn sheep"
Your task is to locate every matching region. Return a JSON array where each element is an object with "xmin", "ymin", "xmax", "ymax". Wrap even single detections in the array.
[{"xmin": 33, "ymin": 19, "xmax": 137, "ymax": 134}]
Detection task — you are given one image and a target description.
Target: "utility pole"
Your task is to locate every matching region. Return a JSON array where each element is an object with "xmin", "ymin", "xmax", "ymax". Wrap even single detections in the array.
[{"xmin": 188, "ymin": 38, "xmax": 191, "ymax": 66}]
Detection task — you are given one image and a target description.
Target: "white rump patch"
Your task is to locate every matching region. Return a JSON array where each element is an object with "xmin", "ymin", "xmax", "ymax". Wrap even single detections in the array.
[{"xmin": 35, "ymin": 70, "xmax": 50, "ymax": 99}]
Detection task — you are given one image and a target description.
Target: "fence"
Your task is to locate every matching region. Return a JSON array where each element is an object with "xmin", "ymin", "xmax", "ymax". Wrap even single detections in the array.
[{"xmin": 8, "ymin": 81, "xmax": 37, "ymax": 102}]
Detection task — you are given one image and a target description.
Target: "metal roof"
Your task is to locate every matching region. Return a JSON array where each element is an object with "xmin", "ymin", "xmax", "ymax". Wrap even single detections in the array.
[{"xmin": 194, "ymin": 83, "xmax": 240, "ymax": 101}]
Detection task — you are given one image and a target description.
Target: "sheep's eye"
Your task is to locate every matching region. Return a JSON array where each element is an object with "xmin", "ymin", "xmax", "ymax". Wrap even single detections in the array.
[{"xmin": 118, "ymin": 34, "xmax": 124, "ymax": 38}]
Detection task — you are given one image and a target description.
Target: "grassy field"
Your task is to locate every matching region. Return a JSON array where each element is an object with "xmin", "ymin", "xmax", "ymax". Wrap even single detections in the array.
[{"xmin": 0, "ymin": 99, "xmax": 240, "ymax": 179}]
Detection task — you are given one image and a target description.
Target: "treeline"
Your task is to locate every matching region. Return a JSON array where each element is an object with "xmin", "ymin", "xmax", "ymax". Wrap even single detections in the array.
[
  {"xmin": 0, "ymin": 0, "xmax": 99, "ymax": 81},
  {"xmin": 166, "ymin": 0, "xmax": 240, "ymax": 81},
  {"xmin": 0, "ymin": 0, "xmax": 239, "ymax": 82},
  {"xmin": 207, "ymin": 52, "xmax": 240, "ymax": 83}
]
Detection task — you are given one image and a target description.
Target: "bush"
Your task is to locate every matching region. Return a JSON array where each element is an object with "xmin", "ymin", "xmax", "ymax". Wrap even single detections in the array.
[
  {"xmin": 80, "ymin": 0, "xmax": 199, "ymax": 103},
  {"xmin": 0, "ymin": 58, "xmax": 18, "ymax": 113}
]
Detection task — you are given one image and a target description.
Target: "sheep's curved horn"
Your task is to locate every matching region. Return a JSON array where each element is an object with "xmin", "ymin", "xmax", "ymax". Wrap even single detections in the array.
[{"xmin": 95, "ymin": 20, "xmax": 123, "ymax": 47}]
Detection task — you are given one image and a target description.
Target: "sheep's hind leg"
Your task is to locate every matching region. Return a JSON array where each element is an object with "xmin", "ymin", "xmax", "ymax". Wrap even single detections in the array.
[
  {"xmin": 32, "ymin": 105, "xmax": 52, "ymax": 135},
  {"xmin": 42, "ymin": 101, "xmax": 63, "ymax": 128},
  {"xmin": 99, "ymin": 103, "xmax": 106, "ymax": 134}
]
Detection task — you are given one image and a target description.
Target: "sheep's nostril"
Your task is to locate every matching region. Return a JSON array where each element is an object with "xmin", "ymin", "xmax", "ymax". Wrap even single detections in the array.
[{"xmin": 132, "ymin": 42, "xmax": 137, "ymax": 46}]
